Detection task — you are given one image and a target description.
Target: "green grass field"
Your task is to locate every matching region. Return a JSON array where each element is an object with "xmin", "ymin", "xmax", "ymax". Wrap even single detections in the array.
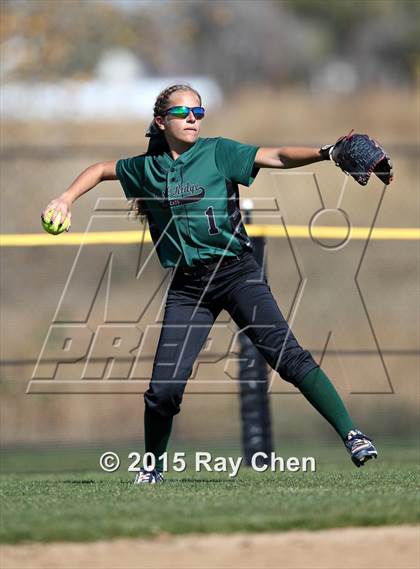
[{"xmin": 1, "ymin": 441, "xmax": 418, "ymax": 544}]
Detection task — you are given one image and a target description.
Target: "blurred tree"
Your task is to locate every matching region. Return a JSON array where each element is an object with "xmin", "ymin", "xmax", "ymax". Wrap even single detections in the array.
[
  {"xmin": 1, "ymin": 0, "xmax": 417, "ymax": 89},
  {"xmin": 1, "ymin": 0, "xmax": 158, "ymax": 80},
  {"xmin": 145, "ymin": 1, "xmax": 323, "ymax": 90},
  {"xmin": 285, "ymin": 0, "xmax": 419, "ymax": 82}
]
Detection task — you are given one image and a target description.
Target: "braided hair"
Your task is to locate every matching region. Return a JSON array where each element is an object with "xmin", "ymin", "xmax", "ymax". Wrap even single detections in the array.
[{"xmin": 132, "ymin": 84, "xmax": 202, "ymax": 220}]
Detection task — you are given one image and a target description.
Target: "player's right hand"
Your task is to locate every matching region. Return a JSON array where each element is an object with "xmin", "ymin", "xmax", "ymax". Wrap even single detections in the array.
[{"xmin": 41, "ymin": 196, "xmax": 72, "ymax": 228}]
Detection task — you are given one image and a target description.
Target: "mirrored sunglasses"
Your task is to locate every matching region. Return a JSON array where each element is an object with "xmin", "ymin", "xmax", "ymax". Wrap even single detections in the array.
[{"xmin": 164, "ymin": 106, "xmax": 205, "ymax": 120}]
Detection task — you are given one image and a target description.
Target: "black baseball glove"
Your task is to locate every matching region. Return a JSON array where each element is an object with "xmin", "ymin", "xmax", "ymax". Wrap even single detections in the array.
[{"xmin": 320, "ymin": 130, "xmax": 394, "ymax": 186}]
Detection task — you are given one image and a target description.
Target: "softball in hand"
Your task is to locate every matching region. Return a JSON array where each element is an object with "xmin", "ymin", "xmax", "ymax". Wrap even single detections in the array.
[{"xmin": 41, "ymin": 208, "xmax": 71, "ymax": 235}]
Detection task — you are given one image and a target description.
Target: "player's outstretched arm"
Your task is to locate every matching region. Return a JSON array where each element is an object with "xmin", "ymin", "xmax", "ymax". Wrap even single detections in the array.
[
  {"xmin": 255, "ymin": 146, "xmax": 325, "ymax": 169},
  {"xmin": 41, "ymin": 160, "xmax": 117, "ymax": 224}
]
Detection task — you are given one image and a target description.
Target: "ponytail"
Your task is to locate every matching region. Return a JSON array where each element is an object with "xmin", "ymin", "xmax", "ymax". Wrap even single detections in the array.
[{"xmin": 145, "ymin": 119, "xmax": 169, "ymax": 155}]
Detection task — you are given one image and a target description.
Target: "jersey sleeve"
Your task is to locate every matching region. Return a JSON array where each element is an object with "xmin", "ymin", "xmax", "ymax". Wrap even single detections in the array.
[
  {"xmin": 115, "ymin": 155, "xmax": 145, "ymax": 198},
  {"xmin": 214, "ymin": 137, "xmax": 260, "ymax": 187}
]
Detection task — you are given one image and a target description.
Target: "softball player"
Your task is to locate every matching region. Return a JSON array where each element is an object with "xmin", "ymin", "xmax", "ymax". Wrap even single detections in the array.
[{"xmin": 42, "ymin": 83, "xmax": 378, "ymax": 483}]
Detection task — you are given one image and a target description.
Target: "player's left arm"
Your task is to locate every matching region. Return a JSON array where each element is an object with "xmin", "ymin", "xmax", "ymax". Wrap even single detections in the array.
[{"xmin": 255, "ymin": 147, "xmax": 325, "ymax": 169}]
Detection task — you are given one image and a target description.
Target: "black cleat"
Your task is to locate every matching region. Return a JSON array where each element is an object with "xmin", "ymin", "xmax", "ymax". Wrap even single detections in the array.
[
  {"xmin": 134, "ymin": 467, "xmax": 164, "ymax": 484},
  {"xmin": 344, "ymin": 429, "xmax": 378, "ymax": 467}
]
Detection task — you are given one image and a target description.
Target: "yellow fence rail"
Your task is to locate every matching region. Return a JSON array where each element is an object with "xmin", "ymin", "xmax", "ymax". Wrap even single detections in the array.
[{"xmin": 1, "ymin": 226, "xmax": 419, "ymax": 247}]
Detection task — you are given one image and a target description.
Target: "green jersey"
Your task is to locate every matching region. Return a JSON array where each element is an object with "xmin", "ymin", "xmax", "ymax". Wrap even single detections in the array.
[{"xmin": 116, "ymin": 137, "xmax": 260, "ymax": 268}]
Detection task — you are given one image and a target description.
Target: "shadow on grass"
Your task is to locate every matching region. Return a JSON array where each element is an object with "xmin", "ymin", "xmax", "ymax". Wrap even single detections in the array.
[
  {"xmin": 171, "ymin": 478, "xmax": 236, "ymax": 483},
  {"xmin": 51, "ymin": 478, "xmax": 237, "ymax": 486},
  {"xmin": 61, "ymin": 480, "xmax": 102, "ymax": 484}
]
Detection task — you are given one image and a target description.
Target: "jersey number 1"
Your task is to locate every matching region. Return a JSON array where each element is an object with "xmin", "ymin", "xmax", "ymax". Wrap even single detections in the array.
[{"xmin": 205, "ymin": 206, "xmax": 220, "ymax": 235}]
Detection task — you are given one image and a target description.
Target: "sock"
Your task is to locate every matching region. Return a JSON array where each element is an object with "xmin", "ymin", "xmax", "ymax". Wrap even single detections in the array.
[
  {"xmin": 144, "ymin": 406, "xmax": 173, "ymax": 473},
  {"xmin": 298, "ymin": 367, "xmax": 355, "ymax": 440}
]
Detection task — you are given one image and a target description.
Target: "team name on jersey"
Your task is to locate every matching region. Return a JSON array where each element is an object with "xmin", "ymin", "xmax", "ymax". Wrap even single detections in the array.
[{"xmin": 163, "ymin": 183, "xmax": 206, "ymax": 208}]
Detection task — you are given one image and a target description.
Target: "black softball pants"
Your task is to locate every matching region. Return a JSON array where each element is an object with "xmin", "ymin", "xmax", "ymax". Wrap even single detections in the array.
[{"xmin": 144, "ymin": 251, "xmax": 319, "ymax": 417}]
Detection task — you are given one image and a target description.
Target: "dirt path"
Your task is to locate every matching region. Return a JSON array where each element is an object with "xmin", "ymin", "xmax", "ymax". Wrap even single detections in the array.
[{"xmin": 1, "ymin": 526, "xmax": 419, "ymax": 569}]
